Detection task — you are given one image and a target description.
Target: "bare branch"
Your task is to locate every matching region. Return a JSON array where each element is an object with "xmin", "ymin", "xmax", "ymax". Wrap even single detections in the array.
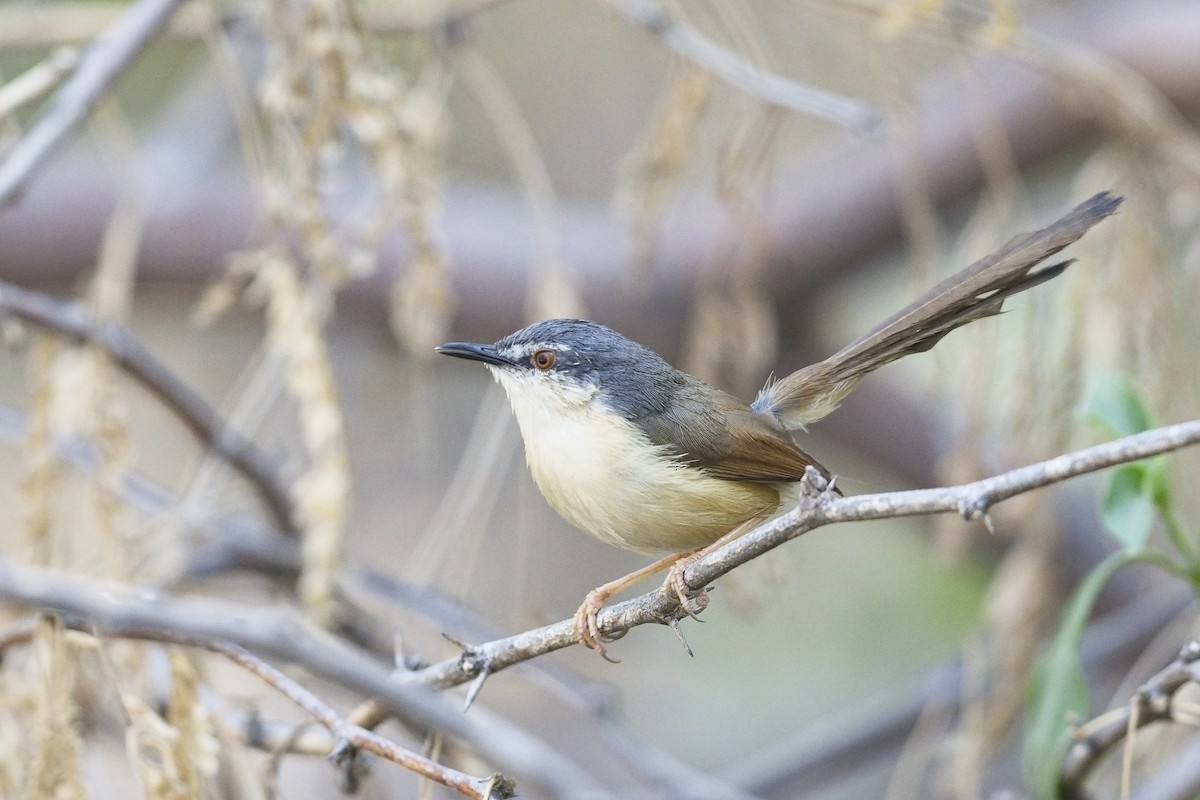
[
  {"xmin": 0, "ymin": 396, "xmax": 752, "ymax": 800},
  {"xmin": 0, "ymin": 0, "xmax": 513, "ymax": 48},
  {"xmin": 211, "ymin": 641, "xmax": 515, "ymax": 800},
  {"xmin": 0, "ymin": 0, "xmax": 191, "ymax": 205},
  {"xmin": 0, "ymin": 48, "xmax": 79, "ymax": 121},
  {"xmin": 1060, "ymin": 642, "xmax": 1200, "ymax": 800},
  {"xmin": 0, "ymin": 279, "xmax": 296, "ymax": 532},
  {"xmin": 0, "ymin": 617, "xmax": 511, "ymax": 799},
  {"xmin": 602, "ymin": 0, "xmax": 880, "ymax": 131},
  {"xmin": 0, "ymin": 561, "xmax": 612, "ymax": 797},
  {"xmin": 402, "ymin": 419, "xmax": 1200, "ymax": 689}
]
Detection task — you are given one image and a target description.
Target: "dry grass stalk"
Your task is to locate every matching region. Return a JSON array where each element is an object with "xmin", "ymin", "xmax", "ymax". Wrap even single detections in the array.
[
  {"xmin": 455, "ymin": 47, "xmax": 583, "ymax": 322},
  {"xmin": 0, "ymin": 658, "xmax": 37, "ymax": 797},
  {"xmin": 679, "ymin": 1, "xmax": 783, "ymax": 391},
  {"xmin": 165, "ymin": 650, "xmax": 220, "ymax": 795},
  {"xmin": 386, "ymin": 68, "xmax": 456, "ymax": 356},
  {"xmin": 390, "ymin": 243, "xmax": 456, "ymax": 358},
  {"xmin": 20, "ymin": 338, "xmax": 63, "ymax": 568},
  {"xmin": 27, "ymin": 618, "xmax": 87, "ymax": 800},
  {"xmin": 81, "ymin": 187, "xmax": 144, "ymax": 580},
  {"xmin": 950, "ymin": 510, "xmax": 1057, "ymax": 797},
  {"xmin": 616, "ymin": 61, "xmax": 714, "ymax": 275},
  {"xmin": 123, "ymin": 692, "xmax": 203, "ymax": 800},
  {"xmin": 255, "ymin": 0, "xmax": 456, "ymax": 354},
  {"xmin": 256, "ymin": 252, "xmax": 349, "ymax": 625},
  {"xmin": 682, "ymin": 106, "xmax": 781, "ymax": 394},
  {"xmin": 16, "ymin": 186, "xmax": 145, "ymax": 577},
  {"xmin": 681, "ymin": 279, "xmax": 777, "ymax": 394},
  {"xmin": 876, "ymin": 0, "xmax": 948, "ymax": 38}
]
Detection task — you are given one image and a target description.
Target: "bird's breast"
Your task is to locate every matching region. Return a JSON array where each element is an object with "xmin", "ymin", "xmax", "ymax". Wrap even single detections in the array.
[{"xmin": 494, "ymin": 373, "xmax": 780, "ymax": 553}]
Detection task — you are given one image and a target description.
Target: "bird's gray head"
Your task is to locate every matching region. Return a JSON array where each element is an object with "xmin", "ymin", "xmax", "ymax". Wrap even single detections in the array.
[{"xmin": 436, "ymin": 319, "xmax": 679, "ymax": 417}]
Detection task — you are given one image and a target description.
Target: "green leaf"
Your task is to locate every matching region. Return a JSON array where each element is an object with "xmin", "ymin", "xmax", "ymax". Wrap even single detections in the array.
[
  {"xmin": 1085, "ymin": 373, "xmax": 1182, "ymax": 555},
  {"xmin": 1085, "ymin": 372, "xmax": 1154, "ymax": 438},
  {"xmin": 1025, "ymin": 552, "xmax": 1138, "ymax": 799},
  {"xmin": 1147, "ymin": 460, "xmax": 1172, "ymax": 513},
  {"xmin": 1099, "ymin": 464, "xmax": 1157, "ymax": 553}
]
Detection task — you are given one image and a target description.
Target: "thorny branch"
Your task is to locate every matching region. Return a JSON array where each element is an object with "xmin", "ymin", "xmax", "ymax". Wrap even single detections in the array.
[
  {"xmin": 0, "ymin": 563, "xmax": 610, "ymax": 797},
  {"xmin": 2, "ymin": 356, "xmax": 1198, "ymax": 797},
  {"xmin": 5, "ymin": 417, "xmax": 1196, "ymax": 692},
  {"xmin": 0, "ymin": 619, "xmax": 513, "ymax": 800},
  {"xmin": 0, "ymin": 279, "xmax": 296, "ymax": 532},
  {"xmin": 1059, "ymin": 642, "xmax": 1200, "ymax": 800},
  {"xmin": 0, "ymin": 396, "xmax": 755, "ymax": 800},
  {"xmin": 0, "ymin": 0, "xmax": 191, "ymax": 205},
  {"xmin": 400, "ymin": 419, "xmax": 1200, "ymax": 690},
  {"xmin": 209, "ymin": 642, "xmax": 515, "ymax": 800}
]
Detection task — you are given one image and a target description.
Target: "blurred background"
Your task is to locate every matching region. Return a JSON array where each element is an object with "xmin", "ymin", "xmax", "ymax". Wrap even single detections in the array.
[{"xmin": 1, "ymin": 0, "xmax": 1199, "ymax": 798}]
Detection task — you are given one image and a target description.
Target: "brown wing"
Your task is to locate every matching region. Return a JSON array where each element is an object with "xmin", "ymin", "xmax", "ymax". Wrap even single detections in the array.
[{"xmin": 635, "ymin": 379, "xmax": 830, "ymax": 483}]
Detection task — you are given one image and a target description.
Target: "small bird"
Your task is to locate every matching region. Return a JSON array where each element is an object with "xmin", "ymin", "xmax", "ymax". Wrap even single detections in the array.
[{"xmin": 437, "ymin": 192, "xmax": 1121, "ymax": 658}]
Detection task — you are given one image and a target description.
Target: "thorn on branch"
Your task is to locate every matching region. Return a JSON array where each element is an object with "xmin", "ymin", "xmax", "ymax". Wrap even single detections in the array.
[
  {"xmin": 330, "ymin": 740, "xmax": 370, "ymax": 794},
  {"xmin": 666, "ymin": 617, "xmax": 693, "ymax": 657},
  {"xmin": 801, "ymin": 465, "xmax": 835, "ymax": 501},
  {"xmin": 244, "ymin": 709, "xmax": 267, "ymax": 748},
  {"xmin": 956, "ymin": 494, "xmax": 995, "ymax": 530},
  {"xmin": 464, "ymin": 669, "xmax": 491, "ymax": 711},
  {"xmin": 479, "ymin": 773, "xmax": 518, "ymax": 800},
  {"xmin": 443, "ymin": 633, "xmax": 494, "ymax": 710}
]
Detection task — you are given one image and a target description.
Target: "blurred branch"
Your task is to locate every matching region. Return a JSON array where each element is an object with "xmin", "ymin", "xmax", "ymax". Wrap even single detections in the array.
[
  {"xmin": 0, "ymin": 0, "xmax": 191, "ymax": 206},
  {"xmin": 1130, "ymin": 736, "xmax": 1200, "ymax": 800},
  {"xmin": 0, "ymin": 398, "xmax": 751, "ymax": 798},
  {"xmin": 1060, "ymin": 642, "xmax": 1200, "ymax": 800},
  {"xmin": 601, "ymin": 0, "xmax": 880, "ymax": 131},
  {"xmin": 0, "ymin": 617, "xmax": 514, "ymax": 800},
  {"xmin": 2, "ymin": 418, "xmax": 1197, "ymax": 797},
  {"xmin": 0, "ymin": 279, "xmax": 296, "ymax": 532},
  {"xmin": 0, "ymin": 559, "xmax": 613, "ymax": 798},
  {"xmin": 403, "ymin": 420, "xmax": 1200, "ymax": 688},
  {"xmin": 0, "ymin": 48, "xmax": 79, "ymax": 121},
  {"xmin": 0, "ymin": 0, "xmax": 512, "ymax": 47},
  {"xmin": 738, "ymin": 582, "xmax": 1192, "ymax": 798}
]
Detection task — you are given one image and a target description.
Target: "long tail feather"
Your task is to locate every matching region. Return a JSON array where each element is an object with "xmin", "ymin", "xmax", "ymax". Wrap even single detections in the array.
[{"xmin": 753, "ymin": 191, "xmax": 1122, "ymax": 427}]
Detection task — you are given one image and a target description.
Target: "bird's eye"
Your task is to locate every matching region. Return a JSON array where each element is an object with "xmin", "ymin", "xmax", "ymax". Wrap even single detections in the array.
[{"xmin": 532, "ymin": 349, "xmax": 556, "ymax": 370}]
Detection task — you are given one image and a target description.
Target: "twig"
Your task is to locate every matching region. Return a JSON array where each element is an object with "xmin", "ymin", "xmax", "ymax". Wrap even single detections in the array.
[
  {"xmin": 400, "ymin": 419, "xmax": 1200, "ymax": 689},
  {"xmin": 602, "ymin": 0, "xmax": 880, "ymax": 131},
  {"xmin": 1059, "ymin": 642, "xmax": 1200, "ymax": 800},
  {"xmin": 727, "ymin": 587, "xmax": 1192, "ymax": 799},
  {"xmin": 0, "ymin": 0, "xmax": 191, "ymax": 205},
  {"xmin": 211, "ymin": 641, "xmax": 514, "ymax": 800},
  {"xmin": 0, "ymin": 561, "xmax": 611, "ymax": 797},
  {"xmin": 0, "ymin": 616, "xmax": 511, "ymax": 799},
  {"xmin": 0, "ymin": 395, "xmax": 751, "ymax": 800},
  {"xmin": 0, "ymin": 280, "xmax": 296, "ymax": 532},
  {"xmin": 0, "ymin": 402, "xmax": 302, "ymax": 579},
  {"xmin": 0, "ymin": 48, "xmax": 80, "ymax": 121}
]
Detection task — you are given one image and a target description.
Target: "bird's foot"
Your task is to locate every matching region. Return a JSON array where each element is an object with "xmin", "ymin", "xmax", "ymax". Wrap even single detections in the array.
[
  {"xmin": 572, "ymin": 587, "xmax": 622, "ymax": 663},
  {"xmin": 662, "ymin": 553, "xmax": 709, "ymax": 622}
]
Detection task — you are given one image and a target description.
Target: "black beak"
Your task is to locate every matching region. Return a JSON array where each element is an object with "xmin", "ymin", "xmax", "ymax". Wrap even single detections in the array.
[{"xmin": 434, "ymin": 341, "xmax": 517, "ymax": 368}]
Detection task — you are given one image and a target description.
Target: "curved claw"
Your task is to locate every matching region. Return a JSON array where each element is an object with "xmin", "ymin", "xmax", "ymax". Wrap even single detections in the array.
[
  {"xmin": 663, "ymin": 558, "xmax": 708, "ymax": 622},
  {"xmin": 573, "ymin": 589, "xmax": 621, "ymax": 663}
]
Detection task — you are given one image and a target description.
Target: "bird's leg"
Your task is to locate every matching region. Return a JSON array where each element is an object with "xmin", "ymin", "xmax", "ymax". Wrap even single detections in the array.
[
  {"xmin": 662, "ymin": 517, "xmax": 764, "ymax": 619},
  {"xmin": 573, "ymin": 550, "xmax": 691, "ymax": 661}
]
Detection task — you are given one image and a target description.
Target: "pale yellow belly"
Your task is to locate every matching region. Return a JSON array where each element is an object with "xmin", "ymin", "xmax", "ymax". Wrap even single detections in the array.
[{"xmin": 512, "ymin": 395, "xmax": 782, "ymax": 554}]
